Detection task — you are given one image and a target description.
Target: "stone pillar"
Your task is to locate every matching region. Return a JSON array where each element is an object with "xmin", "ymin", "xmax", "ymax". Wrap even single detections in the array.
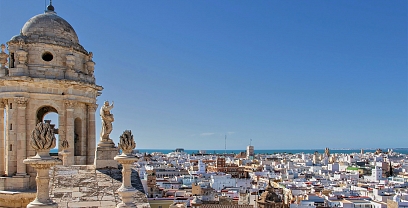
[
  {"xmin": 59, "ymin": 138, "xmax": 70, "ymax": 166},
  {"xmin": 24, "ymin": 150, "xmax": 60, "ymax": 208},
  {"xmin": 5, "ymin": 98, "xmax": 17, "ymax": 176},
  {"xmin": 0, "ymin": 100, "xmax": 4, "ymax": 175},
  {"xmin": 114, "ymin": 157, "xmax": 138, "ymax": 208},
  {"xmin": 114, "ymin": 130, "xmax": 138, "ymax": 208},
  {"xmin": 15, "ymin": 97, "xmax": 28, "ymax": 176},
  {"xmin": 87, "ymin": 103, "xmax": 97, "ymax": 164},
  {"xmin": 64, "ymin": 100, "xmax": 75, "ymax": 166}
]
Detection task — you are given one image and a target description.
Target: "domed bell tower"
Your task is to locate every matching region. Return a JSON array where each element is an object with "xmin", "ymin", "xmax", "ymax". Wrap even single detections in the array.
[{"xmin": 0, "ymin": 3, "xmax": 102, "ymax": 190}]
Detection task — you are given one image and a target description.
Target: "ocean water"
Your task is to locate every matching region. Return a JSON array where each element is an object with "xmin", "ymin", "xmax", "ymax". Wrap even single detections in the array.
[{"xmin": 50, "ymin": 148, "xmax": 408, "ymax": 154}]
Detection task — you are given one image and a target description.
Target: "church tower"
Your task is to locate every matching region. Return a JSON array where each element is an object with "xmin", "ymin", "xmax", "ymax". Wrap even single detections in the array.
[{"xmin": 0, "ymin": 3, "xmax": 102, "ymax": 190}]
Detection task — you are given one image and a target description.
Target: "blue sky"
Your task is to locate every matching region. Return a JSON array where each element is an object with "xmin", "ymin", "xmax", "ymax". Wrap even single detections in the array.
[{"xmin": 0, "ymin": 1, "xmax": 406, "ymax": 150}]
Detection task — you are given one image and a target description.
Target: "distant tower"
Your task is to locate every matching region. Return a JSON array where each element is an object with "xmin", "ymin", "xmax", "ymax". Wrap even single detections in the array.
[
  {"xmin": 313, "ymin": 151, "xmax": 320, "ymax": 164},
  {"xmin": 146, "ymin": 169, "xmax": 157, "ymax": 198},
  {"xmin": 372, "ymin": 166, "xmax": 382, "ymax": 181},
  {"xmin": 324, "ymin": 147, "xmax": 330, "ymax": 157},
  {"xmin": 197, "ymin": 159, "xmax": 206, "ymax": 174},
  {"xmin": 0, "ymin": 3, "xmax": 102, "ymax": 190},
  {"xmin": 361, "ymin": 149, "xmax": 364, "ymax": 154},
  {"xmin": 246, "ymin": 145, "xmax": 254, "ymax": 159},
  {"xmin": 216, "ymin": 157, "xmax": 226, "ymax": 168}
]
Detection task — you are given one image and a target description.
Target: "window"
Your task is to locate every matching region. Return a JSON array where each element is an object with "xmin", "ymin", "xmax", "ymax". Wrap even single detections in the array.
[
  {"xmin": 42, "ymin": 52, "xmax": 53, "ymax": 62},
  {"xmin": 9, "ymin": 53, "xmax": 14, "ymax": 68}
]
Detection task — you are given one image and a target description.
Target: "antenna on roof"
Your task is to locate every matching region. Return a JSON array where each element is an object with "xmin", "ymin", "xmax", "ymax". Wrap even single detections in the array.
[
  {"xmin": 249, "ymin": 139, "xmax": 252, "ymax": 146},
  {"xmin": 224, "ymin": 135, "xmax": 227, "ymax": 154}
]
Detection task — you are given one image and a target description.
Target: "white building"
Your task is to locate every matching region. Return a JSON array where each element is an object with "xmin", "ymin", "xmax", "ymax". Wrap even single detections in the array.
[{"xmin": 210, "ymin": 174, "xmax": 236, "ymax": 191}]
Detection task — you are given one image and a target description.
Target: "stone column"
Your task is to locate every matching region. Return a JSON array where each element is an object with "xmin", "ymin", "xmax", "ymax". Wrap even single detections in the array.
[
  {"xmin": 114, "ymin": 158, "xmax": 137, "ymax": 208},
  {"xmin": 0, "ymin": 100, "xmax": 4, "ymax": 175},
  {"xmin": 24, "ymin": 158, "xmax": 58, "ymax": 208},
  {"xmin": 64, "ymin": 100, "xmax": 75, "ymax": 166},
  {"xmin": 16, "ymin": 97, "xmax": 28, "ymax": 176},
  {"xmin": 5, "ymin": 98, "xmax": 17, "ymax": 176},
  {"xmin": 58, "ymin": 138, "xmax": 70, "ymax": 166},
  {"xmin": 24, "ymin": 122, "xmax": 60, "ymax": 208},
  {"xmin": 87, "ymin": 103, "xmax": 97, "ymax": 165},
  {"xmin": 114, "ymin": 130, "xmax": 137, "ymax": 208}
]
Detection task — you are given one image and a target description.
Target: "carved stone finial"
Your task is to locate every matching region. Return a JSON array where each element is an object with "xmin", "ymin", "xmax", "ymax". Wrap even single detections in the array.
[
  {"xmin": 30, "ymin": 122, "xmax": 56, "ymax": 152},
  {"xmin": 61, "ymin": 139, "xmax": 69, "ymax": 150},
  {"xmin": 118, "ymin": 130, "xmax": 136, "ymax": 155},
  {"xmin": 0, "ymin": 44, "xmax": 8, "ymax": 69}
]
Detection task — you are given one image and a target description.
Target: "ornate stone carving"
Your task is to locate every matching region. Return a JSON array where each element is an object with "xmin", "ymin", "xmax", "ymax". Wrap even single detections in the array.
[
  {"xmin": 15, "ymin": 48, "xmax": 27, "ymax": 66},
  {"xmin": 0, "ymin": 44, "xmax": 8, "ymax": 69},
  {"xmin": 86, "ymin": 51, "xmax": 95, "ymax": 75},
  {"xmin": 100, "ymin": 101, "xmax": 114, "ymax": 141},
  {"xmin": 87, "ymin": 103, "xmax": 98, "ymax": 112},
  {"xmin": 64, "ymin": 100, "xmax": 76, "ymax": 109},
  {"xmin": 30, "ymin": 122, "xmax": 56, "ymax": 153},
  {"xmin": 0, "ymin": 99, "xmax": 5, "ymax": 109},
  {"xmin": 14, "ymin": 97, "xmax": 28, "ymax": 107},
  {"xmin": 118, "ymin": 130, "xmax": 136, "ymax": 156},
  {"xmin": 61, "ymin": 138, "xmax": 69, "ymax": 150}
]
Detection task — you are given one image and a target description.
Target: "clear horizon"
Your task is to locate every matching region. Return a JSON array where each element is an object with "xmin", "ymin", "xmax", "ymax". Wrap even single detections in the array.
[{"xmin": 0, "ymin": 1, "xmax": 407, "ymax": 150}]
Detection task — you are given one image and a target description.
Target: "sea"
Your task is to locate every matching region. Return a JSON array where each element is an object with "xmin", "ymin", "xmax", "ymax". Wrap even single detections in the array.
[{"xmin": 50, "ymin": 148, "xmax": 408, "ymax": 155}]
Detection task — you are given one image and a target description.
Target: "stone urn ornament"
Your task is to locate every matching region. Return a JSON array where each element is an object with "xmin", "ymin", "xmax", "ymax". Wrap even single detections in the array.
[{"xmin": 59, "ymin": 138, "xmax": 70, "ymax": 166}]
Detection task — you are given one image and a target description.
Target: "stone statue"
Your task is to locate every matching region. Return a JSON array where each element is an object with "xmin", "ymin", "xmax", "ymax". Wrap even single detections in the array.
[{"xmin": 100, "ymin": 101, "xmax": 114, "ymax": 141}]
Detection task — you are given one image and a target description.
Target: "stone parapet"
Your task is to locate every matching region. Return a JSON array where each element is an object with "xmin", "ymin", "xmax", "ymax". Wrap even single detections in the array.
[{"xmin": 0, "ymin": 190, "xmax": 36, "ymax": 208}]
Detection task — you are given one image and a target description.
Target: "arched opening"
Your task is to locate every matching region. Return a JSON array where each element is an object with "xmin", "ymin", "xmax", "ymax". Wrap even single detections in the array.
[
  {"xmin": 74, "ymin": 118, "xmax": 82, "ymax": 156},
  {"xmin": 37, "ymin": 106, "xmax": 59, "ymax": 152}
]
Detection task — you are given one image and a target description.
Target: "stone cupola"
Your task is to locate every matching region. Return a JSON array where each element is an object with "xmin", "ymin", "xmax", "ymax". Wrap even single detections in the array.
[{"xmin": 0, "ymin": 2, "xmax": 102, "ymax": 190}]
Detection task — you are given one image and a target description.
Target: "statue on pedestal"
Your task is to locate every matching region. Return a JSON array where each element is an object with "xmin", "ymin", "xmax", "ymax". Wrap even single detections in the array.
[
  {"xmin": 100, "ymin": 101, "xmax": 114, "ymax": 142},
  {"xmin": 95, "ymin": 101, "xmax": 118, "ymax": 168}
]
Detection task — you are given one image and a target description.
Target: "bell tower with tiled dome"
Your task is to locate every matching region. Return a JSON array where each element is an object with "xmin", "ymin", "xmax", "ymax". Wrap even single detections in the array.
[{"xmin": 0, "ymin": 3, "xmax": 102, "ymax": 190}]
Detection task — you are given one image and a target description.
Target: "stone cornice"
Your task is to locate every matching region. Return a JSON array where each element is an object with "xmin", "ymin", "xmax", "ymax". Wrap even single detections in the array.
[{"xmin": 0, "ymin": 76, "xmax": 103, "ymax": 91}]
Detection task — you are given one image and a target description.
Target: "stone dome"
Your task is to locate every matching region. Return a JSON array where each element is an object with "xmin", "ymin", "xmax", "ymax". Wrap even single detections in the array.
[{"xmin": 21, "ymin": 9, "xmax": 79, "ymax": 44}]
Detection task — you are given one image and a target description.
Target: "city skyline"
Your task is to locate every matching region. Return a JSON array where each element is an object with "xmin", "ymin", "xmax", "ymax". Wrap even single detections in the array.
[{"xmin": 0, "ymin": 1, "xmax": 406, "ymax": 150}]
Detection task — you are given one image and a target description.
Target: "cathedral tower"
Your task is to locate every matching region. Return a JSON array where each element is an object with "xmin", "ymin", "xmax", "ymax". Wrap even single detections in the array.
[{"xmin": 0, "ymin": 3, "xmax": 102, "ymax": 190}]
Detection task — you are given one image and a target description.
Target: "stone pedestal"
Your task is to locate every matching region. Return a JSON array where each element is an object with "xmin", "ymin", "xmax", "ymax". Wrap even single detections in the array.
[
  {"xmin": 58, "ymin": 150, "xmax": 71, "ymax": 166},
  {"xmin": 114, "ymin": 155, "xmax": 138, "ymax": 208},
  {"xmin": 23, "ymin": 150, "xmax": 61, "ymax": 208},
  {"xmin": 94, "ymin": 141, "xmax": 118, "ymax": 169}
]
